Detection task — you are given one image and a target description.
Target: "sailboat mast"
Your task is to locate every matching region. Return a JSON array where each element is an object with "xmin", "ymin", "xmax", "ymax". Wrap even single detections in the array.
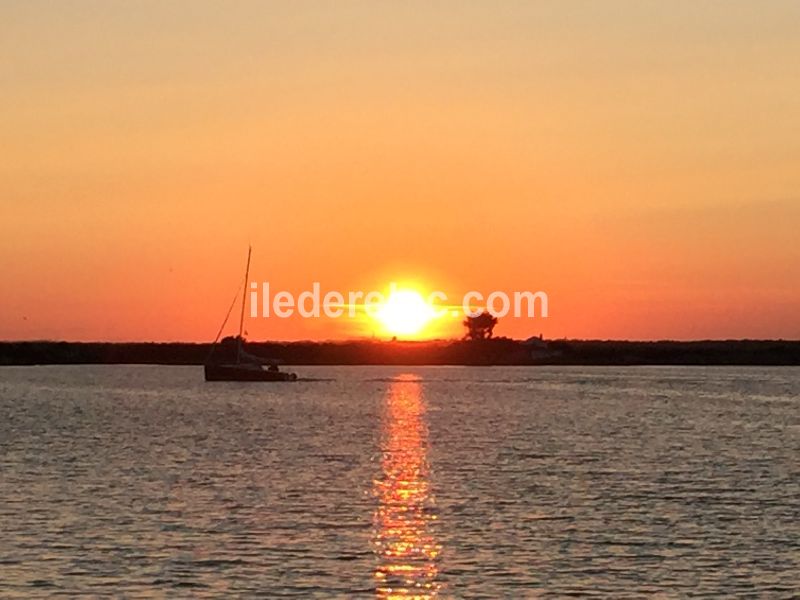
[{"xmin": 237, "ymin": 245, "xmax": 252, "ymax": 364}]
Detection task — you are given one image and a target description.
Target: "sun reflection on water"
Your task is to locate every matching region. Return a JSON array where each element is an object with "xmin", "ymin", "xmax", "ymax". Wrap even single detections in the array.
[{"xmin": 372, "ymin": 374, "xmax": 441, "ymax": 599}]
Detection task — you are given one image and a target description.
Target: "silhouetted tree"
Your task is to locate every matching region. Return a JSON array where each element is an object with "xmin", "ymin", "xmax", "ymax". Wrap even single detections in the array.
[{"xmin": 463, "ymin": 312, "xmax": 498, "ymax": 340}]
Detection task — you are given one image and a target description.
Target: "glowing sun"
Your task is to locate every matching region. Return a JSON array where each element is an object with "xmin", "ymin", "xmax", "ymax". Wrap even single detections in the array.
[{"xmin": 375, "ymin": 290, "xmax": 436, "ymax": 336}]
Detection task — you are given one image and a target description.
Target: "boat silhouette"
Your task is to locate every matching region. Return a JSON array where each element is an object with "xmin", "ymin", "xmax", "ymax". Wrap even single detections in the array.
[{"xmin": 204, "ymin": 247, "xmax": 297, "ymax": 382}]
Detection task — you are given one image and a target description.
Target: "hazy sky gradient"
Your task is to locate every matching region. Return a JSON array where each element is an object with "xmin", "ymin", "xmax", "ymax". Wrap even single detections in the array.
[{"xmin": 2, "ymin": 1, "xmax": 799, "ymax": 341}]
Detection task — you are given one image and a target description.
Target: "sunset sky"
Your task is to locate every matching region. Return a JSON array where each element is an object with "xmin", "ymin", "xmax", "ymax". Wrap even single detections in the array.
[{"xmin": 2, "ymin": 2, "xmax": 799, "ymax": 341}]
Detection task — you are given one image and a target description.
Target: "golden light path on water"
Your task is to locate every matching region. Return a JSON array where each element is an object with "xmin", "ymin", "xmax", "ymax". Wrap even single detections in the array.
[{"xmin": 372, "ymin": 375, "xmax": 441, "ymax": 598}]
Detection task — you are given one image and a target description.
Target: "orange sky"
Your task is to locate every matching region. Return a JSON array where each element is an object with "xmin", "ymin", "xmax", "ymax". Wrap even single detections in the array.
[{"xmin": 2, "ymin": 2, "xmax": 799, "ymax": 341}]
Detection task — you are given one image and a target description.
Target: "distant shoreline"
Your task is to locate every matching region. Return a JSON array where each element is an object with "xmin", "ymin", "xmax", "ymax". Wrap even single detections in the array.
[{"xmin": 2, "ymin": 339, "xmax": 799, "ymax": 366}]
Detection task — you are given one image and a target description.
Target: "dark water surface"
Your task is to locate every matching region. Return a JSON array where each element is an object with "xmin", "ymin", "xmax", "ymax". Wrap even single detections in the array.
[{"xmin": 1, "ymin": 366, "xmax": 798, "ymax": 598}]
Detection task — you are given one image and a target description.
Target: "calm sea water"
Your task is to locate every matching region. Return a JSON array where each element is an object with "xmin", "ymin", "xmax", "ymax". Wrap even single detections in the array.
[{"xmin": 0, "ymin": 365, "xmax": 798, "ymax": 598}]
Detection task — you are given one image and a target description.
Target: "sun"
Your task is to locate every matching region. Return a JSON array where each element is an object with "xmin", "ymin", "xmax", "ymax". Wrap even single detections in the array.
[{"xmin": 374, "ymin": 290, "xmax": 436, "ymax": 337}]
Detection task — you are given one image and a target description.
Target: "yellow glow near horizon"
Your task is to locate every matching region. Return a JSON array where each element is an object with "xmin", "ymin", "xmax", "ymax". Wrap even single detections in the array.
[{"xmin": 374, "ymin": 290, "xmax": 436, "ymax": 337}]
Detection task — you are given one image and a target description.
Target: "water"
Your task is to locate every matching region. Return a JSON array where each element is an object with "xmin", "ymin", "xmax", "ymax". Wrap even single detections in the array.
[{"xmin": 1, "ymin": 365, "xmax": 798, "ymax": 598}]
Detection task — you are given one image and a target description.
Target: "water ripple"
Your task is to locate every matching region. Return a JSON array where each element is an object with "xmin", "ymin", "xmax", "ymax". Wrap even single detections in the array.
[{"xmin": 0, "ymin": 365, "xmax": 798, "ymax": 597}]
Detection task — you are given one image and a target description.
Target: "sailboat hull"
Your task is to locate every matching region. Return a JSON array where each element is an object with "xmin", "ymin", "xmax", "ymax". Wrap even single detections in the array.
[{"xmin": 204, "ymin": 364, "xmax": 298, "ymax": 382}]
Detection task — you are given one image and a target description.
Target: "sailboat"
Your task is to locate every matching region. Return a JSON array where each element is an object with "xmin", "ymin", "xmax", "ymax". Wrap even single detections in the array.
[{"xmin": 204, "ymin": 247, "xmax": 298, "ymax": 382}]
